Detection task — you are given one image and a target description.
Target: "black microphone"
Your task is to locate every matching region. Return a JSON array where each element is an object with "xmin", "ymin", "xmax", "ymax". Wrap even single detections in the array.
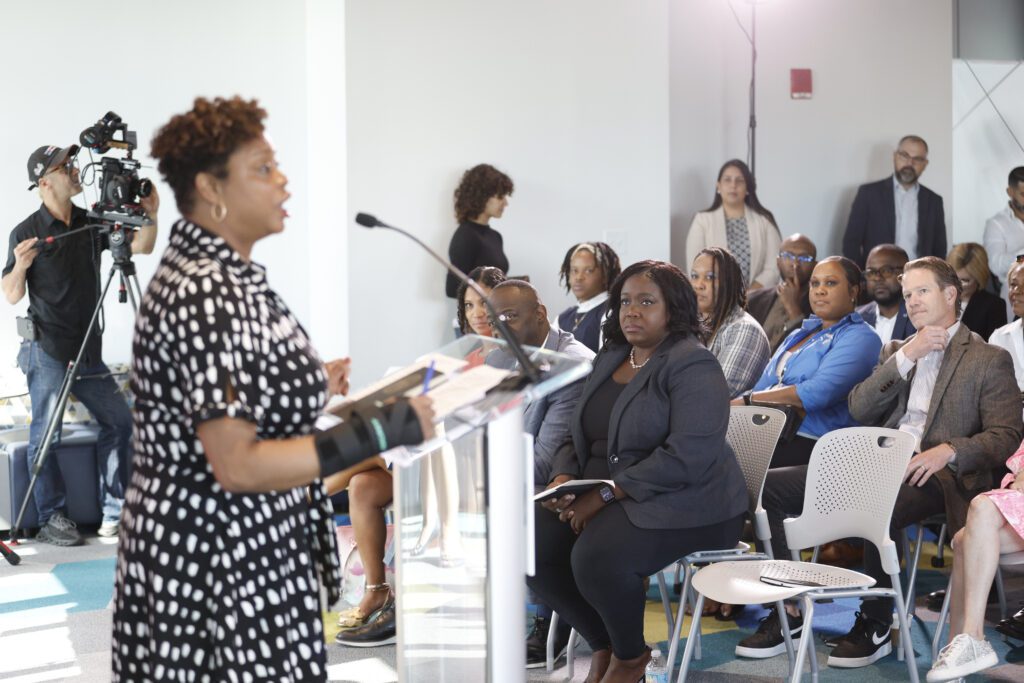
[{"xmin": 355, "ymin": 212, "xmax": 541, "ymax": 384}]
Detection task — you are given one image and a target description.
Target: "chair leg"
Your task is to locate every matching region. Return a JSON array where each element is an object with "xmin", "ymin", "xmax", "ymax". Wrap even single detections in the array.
[
  {"xmin": 996, "ymin": 565, "xmax": 1008, "ymax": 621},
  {"xmin": 810, "ymin": 545, "xmax": 820, "ymax": 564},
  {"xmin": 931, "ymin": 524, "xmax": 947, "ymax": 567},
  {"xmin": 892, "ymin": 578, "xmax": 921, "ymax": 683},
  {"xmin": 673, "ymin": 562, "xmax": 682, "ymax": 594},
  {"xmin": 678, "ymin": 592, "xmax": 705, "ymax": 683},
  {"xmin": 906, "ymin": 524, "xmax": 925, "ymax": 622},
  {"xmin": 932, "ymin": 576, "xmax": 953, "ymax": 661},
  {"xmin": 546, "ymin": 612, "xmax": 559, "ymax": 673},
  {"xmin": 665, "ymin": 562, "xmax": 693, "ymax": 677},
  {"xmin": 790, "ymin": 597, "xmax": 816, "ymax": 683},
  {"xmin": 776, "ymin": 600, "xmax": 796, "ymax": 669},
  {"xmin": 657, "ymin": 569, "xmax": 675, "ymax": 636},
  {"xmin": 566, "ymin": 629, "xmax": 577, "ymax": 681}
]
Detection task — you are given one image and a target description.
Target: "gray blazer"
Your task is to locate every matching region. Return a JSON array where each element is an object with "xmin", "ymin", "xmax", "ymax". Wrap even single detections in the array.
[
  {"xmin": 848, "ymin": 324, "xmax": 1023, "ymax": 532},
  {"xmin": 487, "ymin": 328, "xmax": 594, "ymax": 484},
  {"xmin": 550, "ymin": 335, "xmax": 748, "ymax": 530}
]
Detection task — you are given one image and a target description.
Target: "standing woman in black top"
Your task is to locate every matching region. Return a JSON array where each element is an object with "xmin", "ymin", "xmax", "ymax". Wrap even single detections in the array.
[
  {"xmin": 530, "ymin": 260, "xmax": 748, "ymax": 682},
  {"xmin": 445, "ymin": 163, "xmax": 513, "ymax": 298}
]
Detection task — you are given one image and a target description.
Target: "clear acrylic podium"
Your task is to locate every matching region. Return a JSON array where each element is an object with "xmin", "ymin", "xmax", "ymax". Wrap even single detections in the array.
[{"xmin": 385, "ymin": 335, "xmax": 591, "ymax": 682}]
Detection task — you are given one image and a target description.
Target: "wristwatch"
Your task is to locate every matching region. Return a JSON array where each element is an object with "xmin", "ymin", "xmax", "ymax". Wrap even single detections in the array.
[{"xmin": 598, "ymin": 485, "xmax": 616, "ymax": 505}]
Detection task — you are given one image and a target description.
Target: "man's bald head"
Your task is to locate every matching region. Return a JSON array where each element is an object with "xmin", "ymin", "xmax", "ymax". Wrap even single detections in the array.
[
  {"xmin": 866, "ymin": 243, "xmax": 909, "ymax": 266},
  {"xmin": 488, "ymin": 279, "xmax": 549, "ymax": 346},
  {"xmin": 777, "ymin": 233, "xmax": 817, "ymax": 286}
]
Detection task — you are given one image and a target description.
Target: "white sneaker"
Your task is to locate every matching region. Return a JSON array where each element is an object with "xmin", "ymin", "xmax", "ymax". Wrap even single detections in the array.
[
  {"xmin": 98, "ymin": 520, "xmax": 120, "ymax": 537},
  {"xmin": 927, "ymin": 633, "xmax": 998, "ymax": 682}
]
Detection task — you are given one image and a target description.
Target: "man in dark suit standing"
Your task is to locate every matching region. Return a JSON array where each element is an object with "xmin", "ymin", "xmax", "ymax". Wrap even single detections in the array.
[
  {"xmin": 747, "ymin": 233, "xmax": 816, "ymax": 352},
  {"xmin": 842, "ymin": 135, "xmax": 946, "ymax": 268},
  {"xmin": 856, "ymin": 244, "xmax": 915, "ymax": 344}
]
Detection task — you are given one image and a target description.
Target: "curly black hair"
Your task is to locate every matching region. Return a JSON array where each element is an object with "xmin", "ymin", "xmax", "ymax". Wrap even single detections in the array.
[
  {"xmin": 558, "ymin": 242, "xmax": 622, "ymax": 294},
  {"xmin": 151, "ymin": 96, "xmax": 267, "ymax": 213},
  {"xmin": 453, "ymin": 164, "xmax": 514, "ymax": 223},
  {"xmin": 695, "ymin": 247, "xmax": 747, "ymax": 343},
  {"xmin": 602, "ymin": 260, "xmax": 708, "ymax": 346},
  {"xmin": 456, "ymin": 266, "xmax": 506, "ymax": 334}
]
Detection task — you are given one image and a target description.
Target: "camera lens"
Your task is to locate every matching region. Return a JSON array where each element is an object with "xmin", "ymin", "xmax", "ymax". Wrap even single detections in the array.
[{"xmin": 135, "ymin": 178, "xmax": 153, "ymax": 198}]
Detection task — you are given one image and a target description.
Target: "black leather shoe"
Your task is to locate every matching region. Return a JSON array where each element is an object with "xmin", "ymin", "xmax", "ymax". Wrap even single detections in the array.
[
  {"xmin": 526, "ymin": 615, "xmax": 570, "ymax": 668},
  {"xmin": 996, "ymin": 605, "xmax": 1024, "ymax": 641},
  {"xmin": 335, "ymin": 603, "xmax": 396, "ymax": 647}
]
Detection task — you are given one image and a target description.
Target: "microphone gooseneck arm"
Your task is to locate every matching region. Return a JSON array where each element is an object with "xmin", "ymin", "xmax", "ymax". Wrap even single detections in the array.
[{"xmin": 355, "ymin": 212, "xmax": 541, "ymax": 384}]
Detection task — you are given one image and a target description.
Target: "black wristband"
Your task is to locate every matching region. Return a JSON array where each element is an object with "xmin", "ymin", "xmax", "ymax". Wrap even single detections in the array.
[
  {"xmin": 313, "ymin": 399, "xmax": 426, "ymax": 479},
  {"xmin": 314, "ymin": 414, "xmax": 375, "ymax": 478}
]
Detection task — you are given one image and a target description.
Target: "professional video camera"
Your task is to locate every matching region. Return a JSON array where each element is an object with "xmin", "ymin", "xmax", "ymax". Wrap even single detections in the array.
[{"xmin": 79, "ymin": 111, "xmax": 153, "ymax": 229}]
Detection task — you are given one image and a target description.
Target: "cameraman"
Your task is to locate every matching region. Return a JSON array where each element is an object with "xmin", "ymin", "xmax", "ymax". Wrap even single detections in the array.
[{"xmin": 1, "ymin": 144, "xmax": 158, "ymax": 545}]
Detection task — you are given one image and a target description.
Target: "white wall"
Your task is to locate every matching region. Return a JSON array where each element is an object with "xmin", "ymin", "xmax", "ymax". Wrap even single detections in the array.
[
  {"xmin": 345, "ymin": 0, "xmax": 671, "ymax": 386},
  {"xmin": 952, "ymin": 59, "xmax": 1024, "ymax": 246},
  {"xmin": 670, "ymin": 0, "xmax": 954, "ymax": 265},
  {"xmin": 0, "ymin": 0, "xmax": 347, "ymax": 387}
]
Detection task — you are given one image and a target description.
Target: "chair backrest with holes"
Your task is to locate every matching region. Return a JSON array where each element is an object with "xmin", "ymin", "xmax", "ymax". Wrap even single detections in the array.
[
  {"xmin": 726, "ymin": 406, "xmax": 787, "ymax": 514},
  {"xmin": 782, "ymin": 427, "xmax": 915, "ymax": 574}
]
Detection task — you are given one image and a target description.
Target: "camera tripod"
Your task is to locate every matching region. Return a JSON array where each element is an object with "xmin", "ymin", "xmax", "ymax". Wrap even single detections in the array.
[{"xmin": 6, "ymin": 224, "xmax": 142, "ymax": 559}]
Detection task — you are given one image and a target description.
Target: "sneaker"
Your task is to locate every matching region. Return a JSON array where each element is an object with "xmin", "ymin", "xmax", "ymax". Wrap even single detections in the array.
[
  {"xmin": 735, "ymin": 606, "xmax": 803, "ymax": 658},
  {"xmin": 98, "ymin": 520, "xmax": 119, "ymax": 537},
  {"xmin": 822, "ymin": 610, "xmax": 870, "ymax": 648},
  {"xmin": 926, "ymin": 633, "xmax": 998, "ymax": 682},
  {"xmin": 35, "ymin": 512, "xmax": 83, "ymax": 547},
  {"xmin": 827, "ymin": 613, "xmax": 892, "ymax": 668},
  {"xmin": 526, "ymin": 615, "xmax": 570, "ymax": 669},
  {"xmin": 335, "ymin": 602, "xmax": 396, "ymax": 647}
]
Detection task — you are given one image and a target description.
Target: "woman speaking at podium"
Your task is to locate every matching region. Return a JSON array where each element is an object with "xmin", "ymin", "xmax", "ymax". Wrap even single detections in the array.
[{"xmin": 111, "ymin": 96, "xmax": 434, "ymax": 682}]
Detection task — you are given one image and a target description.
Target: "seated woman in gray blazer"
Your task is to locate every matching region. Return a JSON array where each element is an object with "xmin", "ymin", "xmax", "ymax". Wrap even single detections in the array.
[
  {"xmin": 528, "ymin": 260, "xmax": 748, "ymax": 683},
  {"xmin": 685, "ymin": 159, "xmax": 782, "ymax": 290}
]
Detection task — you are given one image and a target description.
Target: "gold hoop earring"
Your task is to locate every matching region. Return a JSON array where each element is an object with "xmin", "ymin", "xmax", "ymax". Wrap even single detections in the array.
[{"xmin": 211, "ymin": 202, "xmax": 228, "ymax": 223}]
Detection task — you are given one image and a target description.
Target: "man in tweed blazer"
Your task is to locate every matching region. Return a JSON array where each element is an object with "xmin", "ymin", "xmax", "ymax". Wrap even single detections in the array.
[
  {"xmin": 837, "ymin": 257, "xmax": 1021, "ymax": 667},
  {"xmin": 751, "ymin": 257, "xmax": 1021, "ymax": 668}
]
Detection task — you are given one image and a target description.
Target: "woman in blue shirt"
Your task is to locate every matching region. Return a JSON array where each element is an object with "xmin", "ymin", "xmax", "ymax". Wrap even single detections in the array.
[{"xmin": 732, "ymin": 256, "xmax": 881, "ymax": 468}]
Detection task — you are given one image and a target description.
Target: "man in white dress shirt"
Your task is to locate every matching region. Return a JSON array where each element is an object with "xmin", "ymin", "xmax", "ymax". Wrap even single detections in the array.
[
  {"xmin": 982, "ymin": 166, "xmax": 1024, "ymax": 316},
  {"xmin": 856, "ymin": 244, "xmax": 915, "ymax": 345}
]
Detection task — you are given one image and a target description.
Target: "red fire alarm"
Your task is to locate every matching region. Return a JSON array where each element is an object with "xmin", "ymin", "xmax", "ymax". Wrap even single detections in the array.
[{"xmin": 791, "ymin": 69, "xmax": 812, "ymax": 99}]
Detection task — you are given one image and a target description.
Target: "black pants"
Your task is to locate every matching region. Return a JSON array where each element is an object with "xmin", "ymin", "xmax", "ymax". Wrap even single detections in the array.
[
  {"xmin": 769, "ymin": 435, "xmax": 817, "ymax": 469},
  {"xmin": 761, "ymin": 464, "xmax": 945, "ymax": 622},
  {"xmin": 527, "ymin": 501, "xmax": 744, "ymax": 659}
]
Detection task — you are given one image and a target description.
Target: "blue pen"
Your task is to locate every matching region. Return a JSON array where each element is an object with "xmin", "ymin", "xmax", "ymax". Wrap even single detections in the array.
[{"xmin": 421, "ymin": 360, "xmax": 436, "ymax": 395}]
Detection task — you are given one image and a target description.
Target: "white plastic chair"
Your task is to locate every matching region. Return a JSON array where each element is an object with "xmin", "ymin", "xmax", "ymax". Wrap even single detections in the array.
[
  {"xmin": 929, "ymin": 550, "xmax": 1024, "ymax": 659},
  {"xmin": 659, "ymin": 406, "xmax": 788, "ymax": 679},
  {"xmin": 679, "ymin": 427, "xmax": 919, "ymax": 683}
]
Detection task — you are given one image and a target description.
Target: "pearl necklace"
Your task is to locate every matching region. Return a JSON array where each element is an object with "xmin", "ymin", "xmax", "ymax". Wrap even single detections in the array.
[{"xmin": 629, "ymin": 347, "xmax": 650, "ymax": 370}]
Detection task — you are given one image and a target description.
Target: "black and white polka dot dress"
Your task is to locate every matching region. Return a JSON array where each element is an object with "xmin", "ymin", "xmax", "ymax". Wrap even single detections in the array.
[{"xmin": 112, "ymin": 220, "xmax": 341, "ymax": 682}]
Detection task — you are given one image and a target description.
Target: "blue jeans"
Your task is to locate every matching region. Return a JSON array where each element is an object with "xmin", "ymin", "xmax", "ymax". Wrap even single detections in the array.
[{"xmin": 17, "ymin": 341, "xmax": 131, "ymax": 524}]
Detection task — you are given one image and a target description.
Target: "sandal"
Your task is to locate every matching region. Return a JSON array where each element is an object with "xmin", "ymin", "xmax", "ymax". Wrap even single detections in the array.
[{"xmin": 337, "ymin": 583, "xmax": 392, "ymax": 629}]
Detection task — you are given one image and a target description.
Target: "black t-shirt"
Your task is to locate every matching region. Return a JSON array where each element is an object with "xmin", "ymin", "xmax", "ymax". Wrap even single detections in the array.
[
  {"xmin": 445, "ymin": 220, "xmax": 509, "ymax": 298},
  {"xmin": 3, "ymin": 204, "xmax": 104, "ymax": 364}
]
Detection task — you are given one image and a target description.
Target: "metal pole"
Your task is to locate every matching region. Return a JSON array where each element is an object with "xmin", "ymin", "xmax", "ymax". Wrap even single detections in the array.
[{"xmin": 750, "ymin": 2, "xmax": 757, "ymax": 177}]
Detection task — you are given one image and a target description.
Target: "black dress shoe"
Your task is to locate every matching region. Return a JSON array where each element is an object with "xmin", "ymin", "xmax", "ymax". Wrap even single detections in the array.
[
  {"xmin": 335, "ymin": 603, "xmax": 396, "ymax": 647},
  {"xmin": 997, "ymin": 605, "xmax": 1024, "ymax": 641}
]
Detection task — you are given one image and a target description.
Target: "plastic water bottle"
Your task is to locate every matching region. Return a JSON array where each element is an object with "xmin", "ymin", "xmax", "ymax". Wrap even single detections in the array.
[{"xmin": 645, "ymin": 648, "xmax": 669, "ymax": 683}]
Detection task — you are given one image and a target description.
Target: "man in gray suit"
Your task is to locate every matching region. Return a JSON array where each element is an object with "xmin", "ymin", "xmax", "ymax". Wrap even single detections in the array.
[
  {"xmin": 748, "ymin": 257, "xmax": 1021, "ymax": 667},
  {"xmin": 834, "ymin": 256, "xmax": 1021, "ymax": 667},
  {"xmin": 485, "ymin": 278, "xmax": 594, "ymax": 668}
]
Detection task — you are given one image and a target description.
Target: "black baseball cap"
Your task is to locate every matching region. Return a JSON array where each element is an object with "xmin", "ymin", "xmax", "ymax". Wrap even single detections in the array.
[{"xmin": 27, "ymin": 144, "xmax": 79, "ymax": 190}]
